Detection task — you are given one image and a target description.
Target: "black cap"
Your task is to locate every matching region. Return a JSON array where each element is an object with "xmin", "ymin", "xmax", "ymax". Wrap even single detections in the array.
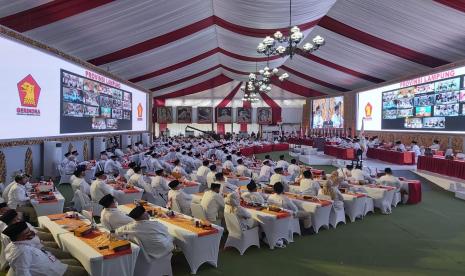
[
  {"xmin": 129, "ymin": 206, "xmax": 145, "ymax": 219},
  {"xmin": 100, "ymin": 151, "xmax": 107, "ymax": 155},
  {"xmin": 64, "ymin": 152, "xmax": 71, "ymax": 157},
  {"xmin": 2, "ymin": 222, "xmax": 28, "ymax": 241},
  {"xmin": 110, "ymin": 155, "xmax": 117, "ymax": 159},
  {"xmin": 168, "ymin": 180, "xmax": 180, "ymax": 189},
  {"xmin": 99, "ymin": 194, "xmax": 114, "ymax": 208},
  {"xmin": 246, "ymin": 180, "xmax": 257, "ymax": 191},
  {"xmin": 72, "ymin": 151, "xmax": 79, "ymax": 155},
  {"xmin": 0, "ymin": 209, "xmax": 18, "ymax": 225},
  {"xmin": 155, "ymin": 168, "xmax": 164, "ymax": 174},
  {"xmin": 95, "ymin": 171, "xmax": 105, "ymax": 177},
  {"xmin": 0, "ymin": 202, "xmax": 7, "ymax": 209}
]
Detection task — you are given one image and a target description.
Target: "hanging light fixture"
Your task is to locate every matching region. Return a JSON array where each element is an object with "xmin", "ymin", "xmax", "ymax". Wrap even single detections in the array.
[{"xmin": 257, "ymin": 0, "xmax": 325, "ymax": 59}]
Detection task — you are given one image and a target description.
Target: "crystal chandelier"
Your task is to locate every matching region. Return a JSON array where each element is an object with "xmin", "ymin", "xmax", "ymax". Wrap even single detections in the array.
[{"xmin": 257, "ymin": 0, "xmax": 325, "ymax": 59}]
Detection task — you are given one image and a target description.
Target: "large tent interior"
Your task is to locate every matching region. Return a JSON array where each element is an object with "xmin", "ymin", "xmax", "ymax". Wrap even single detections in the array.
[{"xmin": 0, "ymin": 0, "xmax": 465, "ymax": 275}]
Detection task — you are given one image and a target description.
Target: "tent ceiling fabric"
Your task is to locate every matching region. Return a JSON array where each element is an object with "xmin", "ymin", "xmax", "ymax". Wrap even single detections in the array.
[{"xmin": 2, "ymin": 0, "xmax": 465, "ymax": 97}]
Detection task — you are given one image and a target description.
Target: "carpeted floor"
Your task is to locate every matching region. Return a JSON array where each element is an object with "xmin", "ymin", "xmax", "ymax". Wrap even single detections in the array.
[{"xmin": 34, "ymin": 151, "xmax": 465, "ymax": 275}]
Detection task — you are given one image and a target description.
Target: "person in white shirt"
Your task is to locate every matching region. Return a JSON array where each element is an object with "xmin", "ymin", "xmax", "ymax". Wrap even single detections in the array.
[
  {"xmin": 104, "ymin": 155, "xmax": 122, "ymax": 176},
  {"xmin": 318, "ymin": 181, "xmax": 344, "ymax": 210},
  {"xmin": 7, "ymin": 175, "xmax": 37, "ymax": 226},
  {"xmin": 331, "ymin": 103, "xmax": 343, "ymax": 128},
  {"xmin": 99, "ymin": 194, "xmax": 133, "ymax": 231},
  {"xmin": 167, "ymin": 180, "xmax": 192, "ymax": 215},
  {"xmin": 206, "ymin": 165, "xmax": 217, "ymax": 189},
  {"xmin": 90, "ymin": 171, "xmax": 114, "ymax": 203},
  {"xmin": 258, "ymin": 160, "xmax": 272, "ymax": 182},
  {"xmin": 287, "ymin": 159, "xmax": 300, "ymax": 181},
  {"xmin": 197, "ymin": 160, "xmax": 210, "ymax": 180},
  {"xmin": 241, "ymin": 181, "xmax": 265, "ymax": 205},
  {"xmin": 116, "ymin": 205, "xmax": 174, "ymax": 261},
  {"xmin": 235, "ymin": 159, "xmax": 251, "ymax": 177},
  {"xmin": 395, "ymin": 141, "xmax": 406, "ymax": 152},
  {"xmin": 60, "ymin": 152, "xmax": 71, "ymax": 170},
  {"xmin": 200, "ymin": 183, "xmax": 224, "ymax": 225},
  {"xmin": 151, "ymin": 169, "xmax": 169, "ymax": 205},
  {"xmin": 224, "ymin": 192, "xmax": 257, "ymax": 230},
  {"xmin": 299, "ymin": 170, "xmax": 320, "ymax": 196},
  {"xmin": 411, "ymin": 141, "xmax": 421, "ymax": 160},
  {"xmin": 124, "ymin": 162, "xmax": 136, "ymax": 180},
  {"xmin": 71, "ymin": 168, "xmax": 90, "ymax": 196},
  {"xmin": 430, "ymin": 139, "xmax": 440, "ymax": 151},
  {"xmin": 276, "ymin": 155, "xmax": 289, "ymax": 171},
  {"xmin": 62, "ymin": 153, "xmax": 78, "ymax": 176},
  {"xmin": 267, "ymin": 182, "xmax": 312, "ymax": 229},
  {"xmin": 172, "ymin": 159, "xmax": 188, "ymax": 178},
  {"xmin": 128, "ymin": 166, "xmax": 153, "ymax": 194},
  {"xmin": 270, "ymin": 167, "xmax": 288, "ymax": 191},
  {"xmin": 222, "ymin": 155, "xmax": 235, "ymax": 173},
  {"xmin": 377, "ymin": 168, "xmax": 402, "ymax": 190},
  {"xmin": 147, "ymin": 153, "xmax": 163, "ymax": 173},
  {"xmin": 97, "ymin": 151, "xmax": 108, "ymax": 172},
  {"xmin": 3, "ymin": 222, "xmax": 87, "ymax": 276},
  {"xmin": 215, "ymin": 172, "xmax": 237, "ymax": 195}
]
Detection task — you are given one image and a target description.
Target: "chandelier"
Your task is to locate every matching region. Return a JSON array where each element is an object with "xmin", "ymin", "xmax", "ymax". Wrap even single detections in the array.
[
  {"xmin": 240, "ymin": 66, "xmax": 289, "ymax": 100},
  {"xmin": 257, "ymin": 0, "xmax": 325, "ymax": 59}
]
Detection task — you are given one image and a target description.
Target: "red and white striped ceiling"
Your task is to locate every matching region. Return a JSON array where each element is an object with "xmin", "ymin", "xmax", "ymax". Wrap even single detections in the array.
[{"xmin": 2, "ymin": 0, "xmax": 465, "ymax": 98}]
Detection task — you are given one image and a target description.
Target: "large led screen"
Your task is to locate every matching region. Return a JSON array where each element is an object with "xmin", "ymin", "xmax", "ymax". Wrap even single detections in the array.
[{"xmin": 312, "ymin": 96, "xmax": 344, "ymax": 128}]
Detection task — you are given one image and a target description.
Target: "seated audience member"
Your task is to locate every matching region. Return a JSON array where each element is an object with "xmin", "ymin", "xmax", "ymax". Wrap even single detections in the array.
[
  {"xmin": 215, "ymin": 172, "xmax": 236, "ymax": 194},
  {"xmin": 411, "ymin": 141, "xmax": 421, "ymax": 158},
  {"xmin": 206, "ymin": 165, "xmax": 217, "ymax": 188},
  {"xmin": 235, "ymin": 159, "xmax": 251, "ymax": 177},
  {"xmin": 200, "ymin": 183, "xmax": 224, "ymax": 225},
  {"xmin": 287, "ymin": 159, "xmax": 300, "ymax": 180},
  {"xmin": 224, "ymin": 193, "xmax": 256, "ymax": 230},
  {"xmin": 7, "ymin": 174, "xmax": 37, "ymax": 226},
  {"xmin": 172, "ymin": 159, "xmax": 188, "ymax": 178},
  {"xmin": 99, "ymin": 194, "xmax": 133, "ymax": 231},
  {"xmin": 268, "ymin": 182, "xmax": 312, "ymax": 229},
  {"xmin": 276, "ymin": 155, "xmax": 289, "ymax": 170},
  {"xmin": 90, "ymin": 171, "xmax": 114, "ymax": 202},
  {"xmin": 125, "ymin": 162, "xmax": 137, "ymax": 180},
  {"xmin": 339, "ymin": 164, "xmax": 353, "ymax": 179},
  {"xmin": 241, "ymin": 181, "xmax": 265, "ymax": 205},
  {"xmin": 318, "ymin": 181, "xmax": 344, "ymax": 210},
  {"xmin": 328, "ymin": 171, "xmax": 349, "ymax": 189},
  {"xmin": 3, "ymin": 222, "xmax": 87, "ymax": 276},
  {"xmin": 116, "ymin": 205, "xmax": 174, "ymax": 260},
  {"xmin": 128, "ymin": 166, "xmax": 153, "ymax": 194},
  {"xmin": 270, "ymin": 167, "xmax": 288, "ymax": 190},
  {"xmin": 299, "ymin": 170, "xmax": 320, "ymax": 196},
  {"xmin": 395, "ymin": 141, "xmax": 406, "ymax": 152},
  {"xmin": 71, "ymin": 168, "xmax": 91, "ymax": 196},
  {"xmin": 377, "ymin": 168, "xmax": 401, "ymax": 190},
  {"xmin": 196, "ymin": 160, "xmax": 210, "ymax": 180},
  {"xmin": 104, "ymin": 155, "xmax": 122, "ymax": 176},
  {"xmin": 258, "ymin": 160, "xmax": 272, "ymax": 182},
  {"xmin": 151, "ymin": 169, "xmax": 169, "ymax": 204},
  {"xmin": 222, "ymin": 155, "xmax": 235, "ymax": 172},
  {"xmin": 430, "ymin": 139, "xmax": 440, "ymax": 151},
  {"xmin": 167, "ymin": 180, "xmax": 192, "ymax": 215}
]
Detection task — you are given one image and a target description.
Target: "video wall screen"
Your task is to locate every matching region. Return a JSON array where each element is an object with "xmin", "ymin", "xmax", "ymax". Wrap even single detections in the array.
[
  {"xmin": 312, "ymin": 96, "xmax": 344, "ymax": 128},
  {"xmin": 357, "ymin": 67, "xmax": 465, "ymax": 133},
  {"xmin": 60, "ymin": 70, "xmax": 132, "ymax": 133}
]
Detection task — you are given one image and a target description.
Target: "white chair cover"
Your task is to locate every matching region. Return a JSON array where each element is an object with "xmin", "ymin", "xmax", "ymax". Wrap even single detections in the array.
[
  {"xmin": 392, "ymin": 191, "xmax": 401, "ymax": 207},
  {"xmin": 329, "ymin": 204, "xmax": 346, "ymax": 228},
  {"xmin": 190, "ymin": 203, "xmax": 207, "ymax": 220},
  {"xmin": 288, "ymin": 217, "xmax": 301, "ymax": 242},
  {"xmin": 73, "ymin": 190, "xmax": 91, "ymax": 212},
  {"xmin": 134, "ymin": 251, "xmax": 173, "ymax": 276},
  {"xmin": 224, "ymin": 212, "xmax": 260, "ymax": 255}
]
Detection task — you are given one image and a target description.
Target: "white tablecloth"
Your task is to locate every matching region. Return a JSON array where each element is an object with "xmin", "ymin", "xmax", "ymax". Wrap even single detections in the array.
[
  {"xmin": 341, "ymin": 194, "xmax": 367, "ymax": 222},
  {"xmin": 114, "ymin": 187, "xmax": 144, "ymax": 205},
  {"xmin": 350, "ymin": 185, "xmax": 395, "ymax": 214},
  {"xmin": 31, "ymin": 192, "xmax": 65, "ymax": 216},
  {"xmin": 38, "ymin": 216, "xmax": 140, "ymax": 276},
  {"xmin": 284, "ymin": 194, "xmax": 331, "ymax": 234},
  {"xmin": 118, "ymin": 203, "xmax": 223, "ymax": 274}
]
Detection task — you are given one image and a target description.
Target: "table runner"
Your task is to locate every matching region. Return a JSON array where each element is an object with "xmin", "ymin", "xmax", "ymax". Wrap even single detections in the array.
[
  {"xmin": 242, "ymin": 204, "xmax": 290, "ymax": 219},
  {"xmin": 285, "ymin": 193, "xmax": 332, "ymax": 207}
]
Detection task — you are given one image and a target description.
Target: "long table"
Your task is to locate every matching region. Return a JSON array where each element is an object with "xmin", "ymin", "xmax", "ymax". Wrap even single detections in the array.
[
  {"xmin": 367, "ymin": 148, "xmax": 415, "ymax": 165},
  {"xmin": 324, "ymin": 145, "xmax": 355, "ymax": 160},
  {"xmin": 31, "ymin": 191, "xmax": 65, "ymax": 216},
  {"xmin": 417, "ymin": 155, "xmax": 465, "ymax": 180},
  {"xmin": 239, "ymin": 143, "xmax": 289, "ymax": 156}
]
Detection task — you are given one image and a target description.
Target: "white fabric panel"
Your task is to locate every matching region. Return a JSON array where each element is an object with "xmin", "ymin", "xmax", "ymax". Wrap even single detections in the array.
[
  {"xmin": 291, "ymin": 27, "xmax": 428, "ymax": 81},
  {"xmin": 25, "ymin": 0, "xmax": 213, "ymax": 60},
  {"xmin": 152, "ymin": 68, "xmax": 223, "ymax": 96},
  {"xmin": 0, "ymin": 0, "xmax": 52, "ymax": 17},
  {"xmin": 164, "ymin": 81, "xmax": 240, "ymax": 100},
  {"xmin": 219, "ymin": 54, "xmax": 286, "ymax": 74},
  {"xmin": 213, "ymin": 0, "xmax": 336, "ymax": 28},
  {"xmin": 137, "ymin": 54, "xmax": 219, "ymax": 89},
  {"xmin": 282, "ymin": 107, "xmax": 303, "ymax": 123},
  {"xmin": 106, "ymin": 27, "xmax": 218, "ymax": 79},
  {"xmin": 284, "ymin": 54, "xmax": 374, "ymax": 89},
  {"xmin": 327, "ymin": 0, "xmax": 465, "ymax": 62},
  {"xmin": 284, "ymin": 72, "xmax": 339, "ymax": 95}
]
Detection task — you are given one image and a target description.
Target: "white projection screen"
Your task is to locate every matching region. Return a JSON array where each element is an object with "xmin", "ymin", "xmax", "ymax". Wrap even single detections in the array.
[{"xmin": 0, "ymin": 35, "xmax": 148, "ymax": 140}]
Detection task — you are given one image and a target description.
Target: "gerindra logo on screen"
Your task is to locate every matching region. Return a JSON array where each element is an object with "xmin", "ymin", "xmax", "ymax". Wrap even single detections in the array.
[
  {"xmin": 16, "ymin": 74, "xmax": 41, "ymax": 116},
  {"xmin": 364, "ymin": 102, "xmax": 372, "ymax": 120},
  {"xmin": 137, "ymin": 103, "xmax": 143, "ymax": 121}
]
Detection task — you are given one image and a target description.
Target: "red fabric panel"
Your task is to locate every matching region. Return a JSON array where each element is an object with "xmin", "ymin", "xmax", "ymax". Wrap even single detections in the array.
[
  {"xmin": 0, "ymin": 0, "xmax": 114, "ymax": 32},
  {"xmin": 319, "ymin": 16, "xmax": 447, "ymax": 68},
  {"xmin": 152, "ymin": 65, "xmax": 221, "ymax": 90},
  {"xmin": 129, "ymin": 48, "xmax": 220, "ymax": 83},
  {"xmin": 435, "ymin": 0, "xmax": 465, "ymax": 13},
  {"xmin": 407, "ymin": 181, "xmax": 422, "ymax": 204},
  {"xmin": 260, "ymin": 93, "xmax": 281, "ymax": 124},
  {"xmin": 153, "ymin": 75, "xmax": 231, "ymax": 98},
  {"xmin": 240, "ymin": 100, "xmax": 251, "ymax": 132},
  {"xmin": 298, "ymin": 52, "xmax": 384, "ymax": 83},
  {"xmin": 280, "ymin": 66, "xmax": 349, "ymax": 92},
  {"xmin": 219, "ymin": 48, "xmax": 280, "ymax": 62},
  {"xmin": 215, "ymin": 82, "xmax": 242, "ymax": 134},
  {"xmin": 153, "ymin": 99, "xmax": 167, "ymax": 132},
  {"xmin": 271, "ymin": 78, "xmax": 325, "ymax": 97}
]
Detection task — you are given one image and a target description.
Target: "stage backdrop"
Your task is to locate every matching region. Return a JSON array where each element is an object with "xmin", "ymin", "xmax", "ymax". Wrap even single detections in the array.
[{"xmin": 0, "ymin": 35, "xmax": 148, "ymax": 141}]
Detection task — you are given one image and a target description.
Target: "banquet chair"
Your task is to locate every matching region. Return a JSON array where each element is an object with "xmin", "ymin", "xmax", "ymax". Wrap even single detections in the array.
[
  {"xmin": 73, "ymin": 190, "xmax": 91, "ymax": 212},
  {"xmin": 288, "ymin": 217, "xmax": 301, "ymax": 242},
  {"xmin": 363, "ymin": 197, "xmax": 375, "ymax": 216},
  {"xmin": 190, "ymin": 203, "xmax": 207, "ymax": 220},
  {"xmin": 57, "ymin": 165, "xmax": 71, "ymax": 185},
  {"xmin": 90, "ymin": 200, "xmax": 103, "ymax": 217},
  {"xmin": 329, "ymin": 203, "xmax": 346, "ymax": 228},
  {"xmin": 224, "ymin": 212, "xmax": 260, "ymax": 255},
  {"xmin": 392, "ymin": 191, "xmax": 402, "ymax": 207},
  {"xmin": 134, "ymin": 250, "xmax": 173, "ymax": 276},
  {"xmin": 374, "ymin": 189, "xmax": 394, "ymax": 214},
  {"xmin": 195, "ymin": 175, "xmax": 208, "ymax": 192}
]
